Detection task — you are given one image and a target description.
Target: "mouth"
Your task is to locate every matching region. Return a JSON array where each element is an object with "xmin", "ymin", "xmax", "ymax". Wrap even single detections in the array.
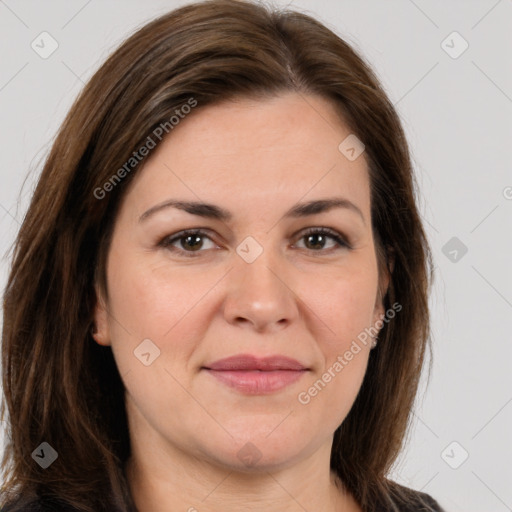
[{"xmin": 202, "ymin": 354, "xmax": 309, "ymax": 395}]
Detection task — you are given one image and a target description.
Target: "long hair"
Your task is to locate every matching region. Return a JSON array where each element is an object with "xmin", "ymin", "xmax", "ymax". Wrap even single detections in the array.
[{"xmin": 1, "ymin": 1, "xmax": 433, "ymax": 510}]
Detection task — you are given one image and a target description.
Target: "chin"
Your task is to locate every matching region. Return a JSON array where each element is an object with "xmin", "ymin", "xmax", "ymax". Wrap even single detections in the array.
[{"xmin": 196, "ymin": 428, "xmax": 314, "ymax": 474}]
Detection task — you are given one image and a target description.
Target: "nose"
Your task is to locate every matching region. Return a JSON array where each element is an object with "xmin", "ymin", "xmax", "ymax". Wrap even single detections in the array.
[{"xmin": 222, "ymin": 249, "xmax": 300, "ymax": 333}]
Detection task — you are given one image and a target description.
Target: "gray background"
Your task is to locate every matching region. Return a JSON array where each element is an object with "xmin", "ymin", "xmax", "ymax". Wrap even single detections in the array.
[{"xmin": 1, "ymin": 1, "xmax": 511, "ymax": 510}]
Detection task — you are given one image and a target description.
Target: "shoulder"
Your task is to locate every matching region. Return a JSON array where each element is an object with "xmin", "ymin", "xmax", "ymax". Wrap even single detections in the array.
[
  {"xmin": 0, "ymin": 497, "xmax": 80, "ymax": 512},
  {"xmin": 384, "ymin": 482, "xmax": 445, "ymax": 512},
  {"xmin": 402, "ymin": 490, "xmax": 444, "ymax": 511},
  {"xmin": 0, "ymin": 499, "xmax": 39, "ymax": 512},
  {"xmin": 0, "ymin": 502, "xmax": 40, "ymax": 512}
]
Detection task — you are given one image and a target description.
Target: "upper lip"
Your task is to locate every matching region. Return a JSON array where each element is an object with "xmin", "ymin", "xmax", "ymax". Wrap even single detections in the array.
[{"xmin": 203, "ymin": 354, "xmax": 308, "ymax": 371}]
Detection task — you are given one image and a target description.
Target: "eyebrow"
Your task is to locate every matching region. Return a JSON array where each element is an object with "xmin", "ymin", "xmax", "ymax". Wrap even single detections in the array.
[{"xmin": 138, "ymin": 197, "xmax": 365, "ymax": 225}]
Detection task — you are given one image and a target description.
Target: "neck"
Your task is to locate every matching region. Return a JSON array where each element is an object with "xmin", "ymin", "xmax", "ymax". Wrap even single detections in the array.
[{"xmin": 125, "ymin": 440, "xmax": 360, "ymax": 512}]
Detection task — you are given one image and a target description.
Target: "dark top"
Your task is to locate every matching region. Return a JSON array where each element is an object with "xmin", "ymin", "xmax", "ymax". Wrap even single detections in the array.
[
  {"xmin": 1, "ymin": 488, "xmax": 445, "ymax": 511},
  {"xmin": 384, "ymin": 489, "xmax": 445, "ymax": 511}
]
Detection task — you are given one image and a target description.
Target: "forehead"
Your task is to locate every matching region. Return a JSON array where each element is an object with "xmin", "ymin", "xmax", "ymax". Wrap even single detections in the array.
[{"xmin": 122, "ymin": 93, "xmax": 370, "ymax": 220}]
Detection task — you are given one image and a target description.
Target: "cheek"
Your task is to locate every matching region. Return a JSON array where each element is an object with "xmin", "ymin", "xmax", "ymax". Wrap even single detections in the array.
[
  {"xmin": 107, "ymin": 249, "xmax": 201, "ymax": 337},
  {"xmin": 296, "ymin": 271, "xmax": 375, "ymax": 428},
  {"xmin": 295, "ymin": 258, "xmax": 377, "ymax": 410},
  {"xmin": 301, "ymin": 260, "xmax": 379, "ymax": 347},
  {"xmin": 105, "ymin": 248, "xmax": 228, "ymax": 380},
  {"xmin": 304, "ymin": 355, "xmax": 369, "ymax": 433}
]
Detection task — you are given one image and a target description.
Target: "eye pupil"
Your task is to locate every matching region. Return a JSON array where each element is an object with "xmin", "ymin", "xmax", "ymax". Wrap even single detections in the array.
[
  {"xmin": 182, "ymin": 235, "xmax": 203, "ymax": 251},
  {"xmin": 305, "ymin": 233, "xmax": 325, "ymax": 250}
]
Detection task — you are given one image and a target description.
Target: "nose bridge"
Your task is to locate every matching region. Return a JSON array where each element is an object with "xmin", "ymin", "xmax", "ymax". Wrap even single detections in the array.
[
  {"xmin": 235, "ymin": 237, "xmax": 289, "ymax": 302},
  {"xmin": 223, "ymin": 236, "xmax": 299, "ymax": 331}
]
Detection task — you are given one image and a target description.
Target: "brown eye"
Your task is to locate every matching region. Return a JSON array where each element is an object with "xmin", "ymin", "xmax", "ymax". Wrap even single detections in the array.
[
  {"xmin": 159, "ymin": 227, "xmax": 350, "ymax": 259},
  {"xmin": 179, "ymin": 234, "xmax": 204, "ymax": 251},
  {"xmin": 160, "ymin": 229, "xmax": 217, "ymax": 257},
  {"xmin": 296, "ymin": 228, "xmax": 350, "ymax": 252}
]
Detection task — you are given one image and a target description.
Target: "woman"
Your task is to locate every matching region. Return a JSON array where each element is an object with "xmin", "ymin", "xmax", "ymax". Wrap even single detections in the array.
[{"xmin": 0, "ymin": 0, "xmax": 442, "ymax": 510}]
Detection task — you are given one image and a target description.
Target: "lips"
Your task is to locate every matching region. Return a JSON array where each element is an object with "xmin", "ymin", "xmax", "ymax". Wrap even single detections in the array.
[
  {"xmin": 203, "ymin": 354, "xmax": 307, "ymax": 371},
  {"xmin": 202, "ymin": 354, "xmax": 309, "ymax": 394}
]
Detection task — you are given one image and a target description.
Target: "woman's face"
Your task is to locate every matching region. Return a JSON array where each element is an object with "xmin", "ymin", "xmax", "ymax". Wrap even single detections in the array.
[{"xmin": 94, "ymin": 92, "xmax": 387, "ymax": 473}]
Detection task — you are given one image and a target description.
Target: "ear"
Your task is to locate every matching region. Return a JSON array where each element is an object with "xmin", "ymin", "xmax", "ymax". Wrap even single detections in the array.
[
  {"xmin": 91, "ymin": 284, "xmax": 111, "ymax": 346},
  {"xmin": 372, "ymin": 246, "xmax": 394, "ymax": 325}
]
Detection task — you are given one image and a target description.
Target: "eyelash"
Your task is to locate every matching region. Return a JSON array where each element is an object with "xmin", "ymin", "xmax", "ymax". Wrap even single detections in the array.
[{"xmin": 158, "ymin": 227, "xmax": 351, "ymax": 258}]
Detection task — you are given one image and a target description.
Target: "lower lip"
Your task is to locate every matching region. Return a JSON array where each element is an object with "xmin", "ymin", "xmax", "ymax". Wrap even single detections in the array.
[{"xmin": 204, "ymin": 369, "xmax": 307, "ymax": 394}]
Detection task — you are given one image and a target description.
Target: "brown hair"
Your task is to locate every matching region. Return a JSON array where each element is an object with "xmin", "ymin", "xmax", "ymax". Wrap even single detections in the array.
[{"xmin": 1, "ymin": 1, "xmax": 433, "ymax": 510}]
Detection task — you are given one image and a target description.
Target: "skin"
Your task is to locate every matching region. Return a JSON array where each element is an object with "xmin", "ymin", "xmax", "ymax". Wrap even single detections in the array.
[{"xmin": 93, "ymin": 92, "xmax": 389, "ymax": 512}]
